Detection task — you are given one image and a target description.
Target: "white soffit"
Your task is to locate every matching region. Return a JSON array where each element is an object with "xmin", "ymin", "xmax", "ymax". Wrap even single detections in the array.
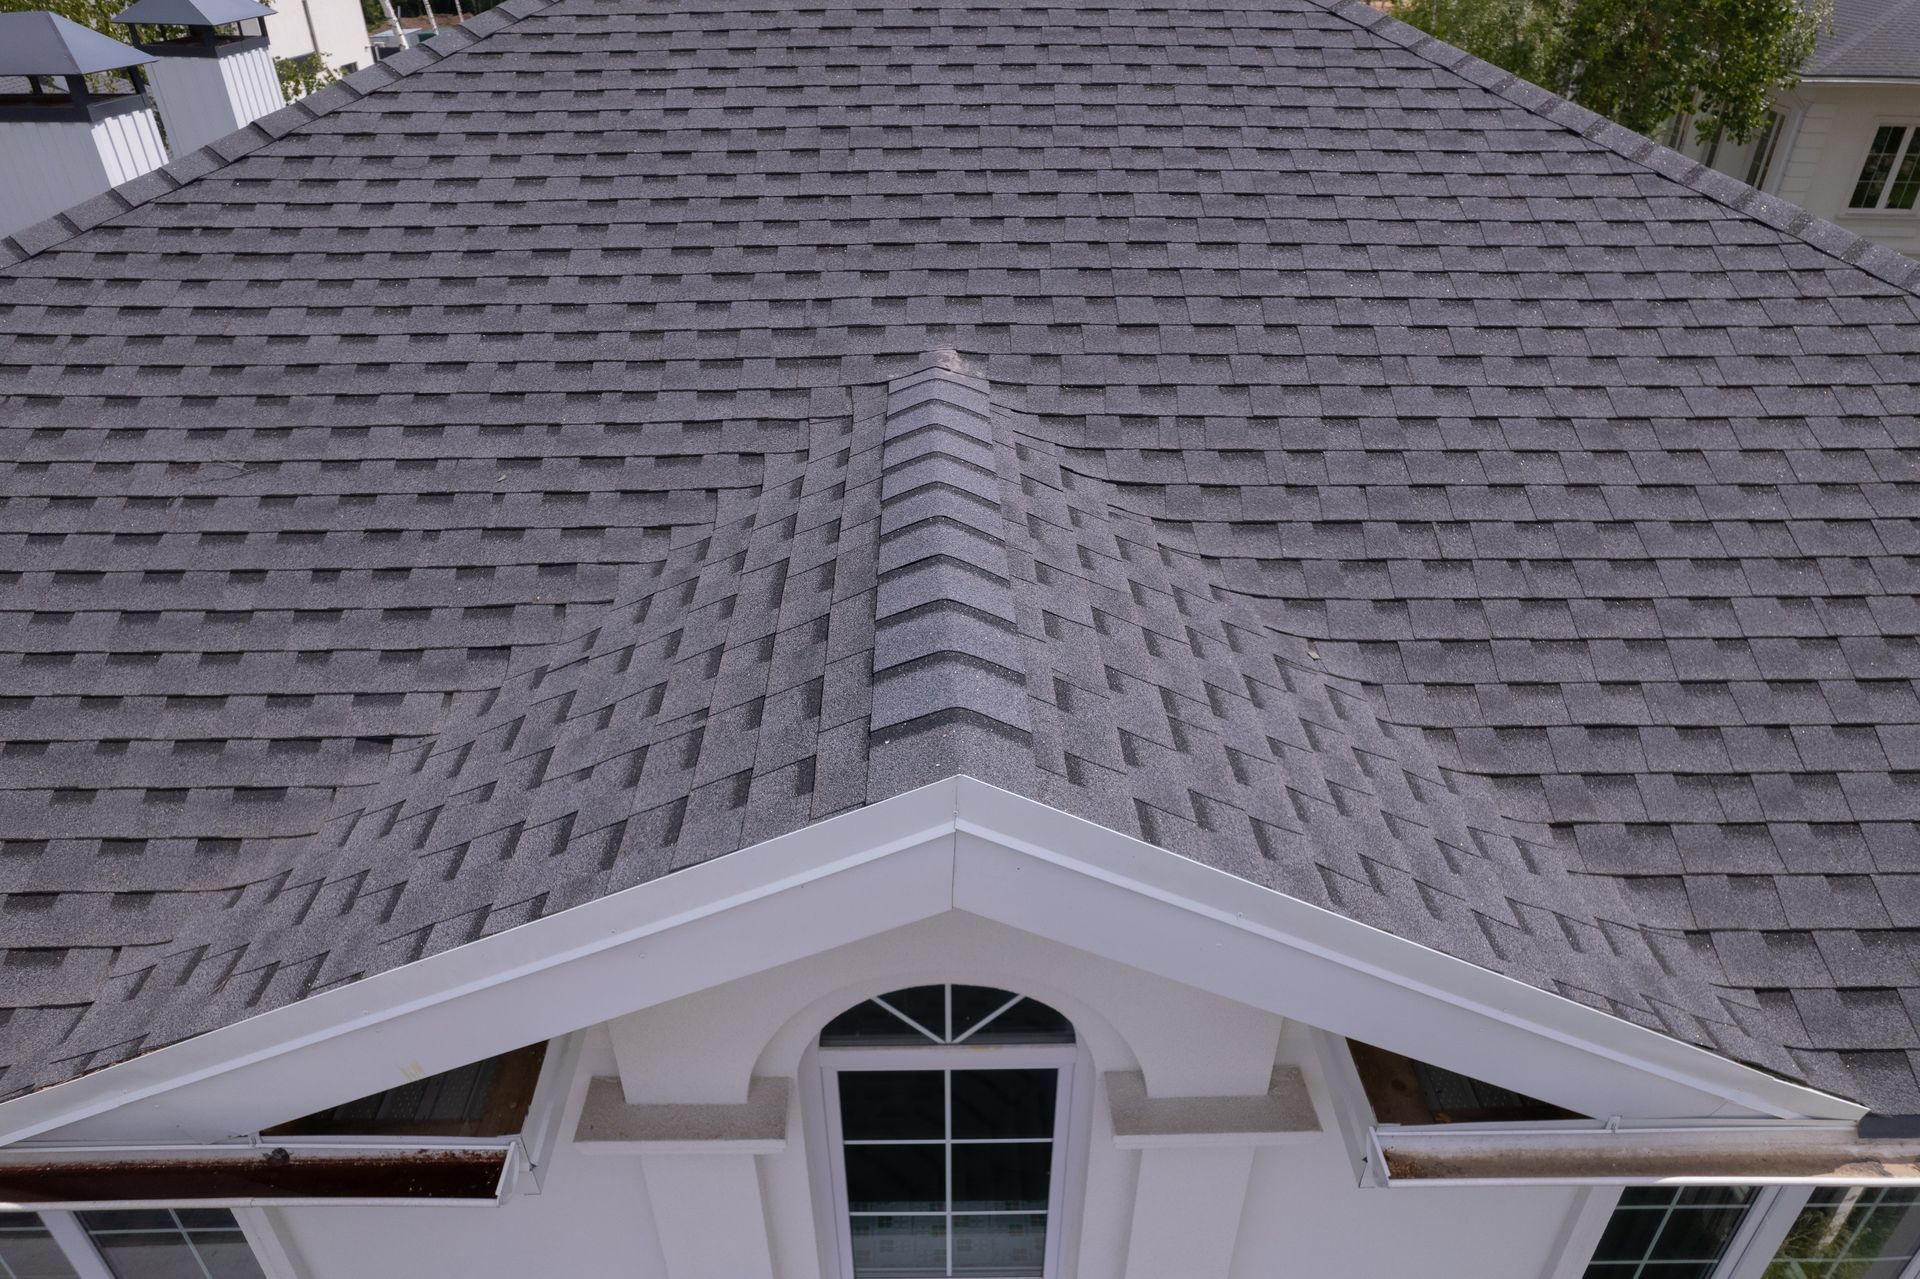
[{"xmin": 0, "ymin": 776, "xmax": 1861, "ymax": 1146}]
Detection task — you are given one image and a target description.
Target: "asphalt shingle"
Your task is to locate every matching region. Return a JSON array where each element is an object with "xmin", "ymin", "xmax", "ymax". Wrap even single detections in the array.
[{"xmin": 3, "ymin": 0, "xmax": 1920, "ymax": 1115}]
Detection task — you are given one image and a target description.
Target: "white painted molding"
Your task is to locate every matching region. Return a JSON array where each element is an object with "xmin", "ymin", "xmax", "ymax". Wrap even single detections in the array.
[
  {"xmin": 0, "ymin": 776, "xmax": 1863, "ymax": 1153},
  {"xmin": 1303, "ymin": 1026, "xmax": 1378, "ymax": 1185},
  {"xmin": 514, "ymin": 1029, "xmax": 585, "ymax": 1195},
  {"xmin": 39, "ymin": 1212, "xmax": 113, "ymax": 1279},
  {"xmin": 1121, "ymin": 1146, "xmax": 1255, "ymax": 1279},
  {"xmin": 573, "ymin": 1076, "xmax": 789, "ymax": 1154},
  {"xmin": 1542, "ymin": 1187, "xmax": 1623, "ymax": 1279},
  {"xmin": 233, "ymin": 1206, "xmax": 309, "ymax": 1279},
  {"xmin": 1721, "ymin": 1187, "xmax": 1813, "ymax": 1279},
  {"xmin": 1105, "ymin": 1068, "xmax": 1320, "ymax": 1149}
]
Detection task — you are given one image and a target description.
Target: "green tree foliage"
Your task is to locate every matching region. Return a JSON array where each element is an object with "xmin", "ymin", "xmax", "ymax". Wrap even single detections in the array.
[
  {"xmin": 1, "ymin": 0, "xmax": 337, "ymax": 99},
  {"xmin": 274, "ymin": 50, "xmax": 337, "ymax": 97},
  {"xmin": 1395, "ymin": 0, "xmax": 1832, "ymax": 143}
]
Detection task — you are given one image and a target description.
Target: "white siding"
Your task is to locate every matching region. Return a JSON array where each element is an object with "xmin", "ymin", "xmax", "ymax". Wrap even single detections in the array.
[
  {"xmin": 149, "ymin": 47, "xmax": 286, "ymax": 155},
  {"xmin": 265, "ymin": 0, "xmax": 374, "ymax": 74},
  {"xmin": 0, "ymin": 110, "xmax": 167, "ymax": 238},
  {"xmin": 1682, "ymin": 82, "xmax": 1920, "ymax": 256}
]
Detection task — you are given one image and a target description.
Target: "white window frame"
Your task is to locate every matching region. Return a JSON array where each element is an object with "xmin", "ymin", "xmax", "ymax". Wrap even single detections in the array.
[
  {"xmin": 6, "ymin": 1208, "xmax": 280, "ymax": 1279},
  {"xmin": 812, "ymin": 1040, "xmax": 1085, "ymax": 1279},
  {"xmin": 1846, "ymin": 122, "xmax": 1920, "ymax": 213},
  {"xmin": 1571, "ymin": 1185, "xmax": 1920, "ymax": 1279},
  {"xmin": 1718, "ymin": 1186, "xmax": 1920, "ymax": 1279},
  {"xmin": 1744, "ymin": 110, "xmax": 1786, "ymax": 191}
]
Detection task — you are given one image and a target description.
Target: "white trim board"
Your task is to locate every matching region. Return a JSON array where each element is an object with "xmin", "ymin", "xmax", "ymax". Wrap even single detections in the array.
[{"xmin": 0, "ymin": 776, "xmax": 1860, "ymax": 1148}]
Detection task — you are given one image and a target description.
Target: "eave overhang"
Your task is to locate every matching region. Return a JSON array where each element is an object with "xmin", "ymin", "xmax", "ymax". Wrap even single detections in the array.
[{"xmin": 0, "ymin": 777, "xmax": 1866, "ymax": 1166}]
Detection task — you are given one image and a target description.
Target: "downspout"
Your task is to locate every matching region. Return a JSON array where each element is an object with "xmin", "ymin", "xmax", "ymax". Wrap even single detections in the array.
[{"xmin": 294, "ymin": 0, "xmax": 321, "ymax": 66}]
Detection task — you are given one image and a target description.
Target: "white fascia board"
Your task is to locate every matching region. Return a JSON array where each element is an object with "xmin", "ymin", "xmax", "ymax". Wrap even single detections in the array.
[
  {"xmin": 1799, "ymin": 76, "xmax": 1920, "ymax": 86},
  {"xmin": 0, "ymin": 775, "xmax": 1860, "ymax": 1149}
]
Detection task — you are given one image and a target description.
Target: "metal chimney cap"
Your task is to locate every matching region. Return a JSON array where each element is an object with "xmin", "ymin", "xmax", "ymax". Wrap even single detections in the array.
[
  {"xmin": 114, "ymin": 0, "xmax": 275, "ymax": 27},
  {"xmin": 0, "ymin": 11, "xmax": 156, "ymax": 75}
]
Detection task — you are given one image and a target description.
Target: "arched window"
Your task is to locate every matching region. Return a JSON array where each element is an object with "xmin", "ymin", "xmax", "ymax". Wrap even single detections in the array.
[{"xmin": 816, "ymin": 985, "xmax": 1077, "ymax": 1278}]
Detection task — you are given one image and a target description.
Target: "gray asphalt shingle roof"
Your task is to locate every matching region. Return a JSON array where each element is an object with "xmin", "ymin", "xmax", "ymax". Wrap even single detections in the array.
[
  {"xmin": 1805, "ymin": 0, "xmax": 1920, "ymax": 79},
  {"xmin": 3, "ymin": 0, "xmax": 1920, "ymax": 1116}
]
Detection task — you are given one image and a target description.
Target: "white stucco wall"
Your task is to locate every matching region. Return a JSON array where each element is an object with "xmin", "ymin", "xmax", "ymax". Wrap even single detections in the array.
[
  {"xmin": 265, "ymin": 911, "xmax": 1586, "ymax": 1279},
  {"xmin": 265, "ymin": 0, "xmax": 374, "ymax": 74}
]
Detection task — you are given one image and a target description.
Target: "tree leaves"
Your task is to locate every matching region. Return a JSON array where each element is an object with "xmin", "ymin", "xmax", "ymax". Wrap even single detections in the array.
[{"xmin": 1396, "ymin": 0, "xmax": 1831, "ymax": 144}]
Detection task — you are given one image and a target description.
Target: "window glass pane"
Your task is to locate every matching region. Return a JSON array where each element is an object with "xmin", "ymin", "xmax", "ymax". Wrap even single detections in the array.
[
  {"xmin": 952, "ymin": 1070, "xmax": 1056, "ymax": 1140},
  {"xmin": 1851, "ymin": 126, "xmax": 1908, "ymax": 207},
  {"xmin": 952, "ymin": 1214, "xmax": 1047, "ymax": 1276},
  {"xmin": 1887, "ymin": 141, "xmax": 1920, "ymax": 210},
  {"xmin": 0, "ymin": 1213, "xmax": 79, "ymax": 1279},
  {"xmin": 846, "ymin": 1145, "xmax": 946, "ymax": 1213},
  {"xmin": 822, "ymin": 1000, "xmax": 932, "ymax": 1047},
  {"xmin": 952, "ymin": 1143, "xmax": 1051, "ymax": 1212},
  {"xmin": 79, "ymin": 1208, "xmax": 265, "ymax": 1279},
  {"xmin": 1765, "ymin": 1186, "xmax": 1920, "ymax": 1279},
  {"xmin": 951, "ymin": 986, "xmax": 1022, "ymax": 1041},
  {"xmin": 850, "ymin": 1215, "xmax": 946, "ymax": 1278},
  {"xmin": 959, "ymin": 997, "xmax": 1073, "ymax": 1046},
  {"xmin": 1584, "ymin": 1187, "xmax": 1756, "ymax": 1278},
  {"xmin": 875, "ymin": 987, "xmax": 948, "ymax": 1040},
  {"xmin": 1746, "ymin": 112, "xmax": 1782, "ymax": 188},
  {"xmin": 822, "ymin": 987, "xmax": 1073, "ymax": 1047},
  {"xmin": 841, "ymin": 1072, "xmax": 945, "ymax": 1141}
]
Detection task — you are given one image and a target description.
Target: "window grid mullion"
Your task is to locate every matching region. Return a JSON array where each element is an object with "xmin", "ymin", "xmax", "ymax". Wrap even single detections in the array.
[
  {"xmin": 1639, "ymin": 1200, "xmax": 1682, "ymax": 1277},
  {"xmin": 944, "ymin": 1066, "xmax": 954, "ymax": 1279},
  {"xmin": 169, "ymin": 1209, "xmax": 220, "ymax": 1279}
]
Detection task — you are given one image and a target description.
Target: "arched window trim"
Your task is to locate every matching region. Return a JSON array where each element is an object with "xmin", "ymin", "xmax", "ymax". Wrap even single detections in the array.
[{"xmin": 806, "ymin": 986, "xmax": 1088, "ymax": 1279}]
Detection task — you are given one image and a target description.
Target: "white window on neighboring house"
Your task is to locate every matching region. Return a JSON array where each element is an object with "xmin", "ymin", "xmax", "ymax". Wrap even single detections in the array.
[
  {"xmin": 1582, "ymin": 1187, "xmax": 1760, "ymax": 1278},
  {"xmin": 1746, "ymin": 111, "xmax": 1785, "ymax": 190},
  {"xmin": 814, "ymin": 985, "xmax": 1081, "ymax": 1279},
  {"xmin": 0, "ymin": 1209, "xmax": 268, "ymax": 1279},
  {"xmin": 1764, "ymin": 1187, "xmax": 1920, "ymax": 1278},
  {"xmin": 1581, "ymin": 1185, "xmax": 1920, "ymax": 1279},
  {"xmin": 1848, "ymin": 124, "xmax": 1920, "ymax": 211}
]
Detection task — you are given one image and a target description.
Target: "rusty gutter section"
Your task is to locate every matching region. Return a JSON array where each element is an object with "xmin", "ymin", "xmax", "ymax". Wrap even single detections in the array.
[
  {"xmin": 0, "ymin": 1141, "xmax": 514, "ymax": 1208},
  {"xmin": 1371, "ymin": 1122, "xmax": 1920, "ymax": 1187}
]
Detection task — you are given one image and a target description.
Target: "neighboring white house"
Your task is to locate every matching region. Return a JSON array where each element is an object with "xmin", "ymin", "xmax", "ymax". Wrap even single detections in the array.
[
  {"xmin": 262, "ymin": 0, "xmax": 371, "ymax": 74},
  {"xmin": 1673, "ymin": 0, "xmax": 1920, "ymax": 254}
]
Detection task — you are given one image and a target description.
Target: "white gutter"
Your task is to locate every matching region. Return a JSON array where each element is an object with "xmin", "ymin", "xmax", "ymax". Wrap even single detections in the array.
[
  {"xmin": 1371, "ymin": 1119, "xmax": 1920, "ymax": 1187},
  {"xmin": 1800, "ymin": 76, "xmax": 1920, "ymax": 86},
  {"xmin": 0, "ymin": 1135, "xmax": 522, "ymax": 1209}
]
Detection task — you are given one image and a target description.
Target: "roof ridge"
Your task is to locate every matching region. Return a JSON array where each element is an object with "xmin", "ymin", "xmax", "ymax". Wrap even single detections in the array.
[
  {"xmin": 1316, "ymin": 0, "xmax": 1920, "ymax": 298},
  {"xmin": 867, "ymin": 358, "xmax": 1035, "ymax": 766},
  {"xmin": 0, "ymin": 0, "xmax": 566, "ymax": 268}
]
